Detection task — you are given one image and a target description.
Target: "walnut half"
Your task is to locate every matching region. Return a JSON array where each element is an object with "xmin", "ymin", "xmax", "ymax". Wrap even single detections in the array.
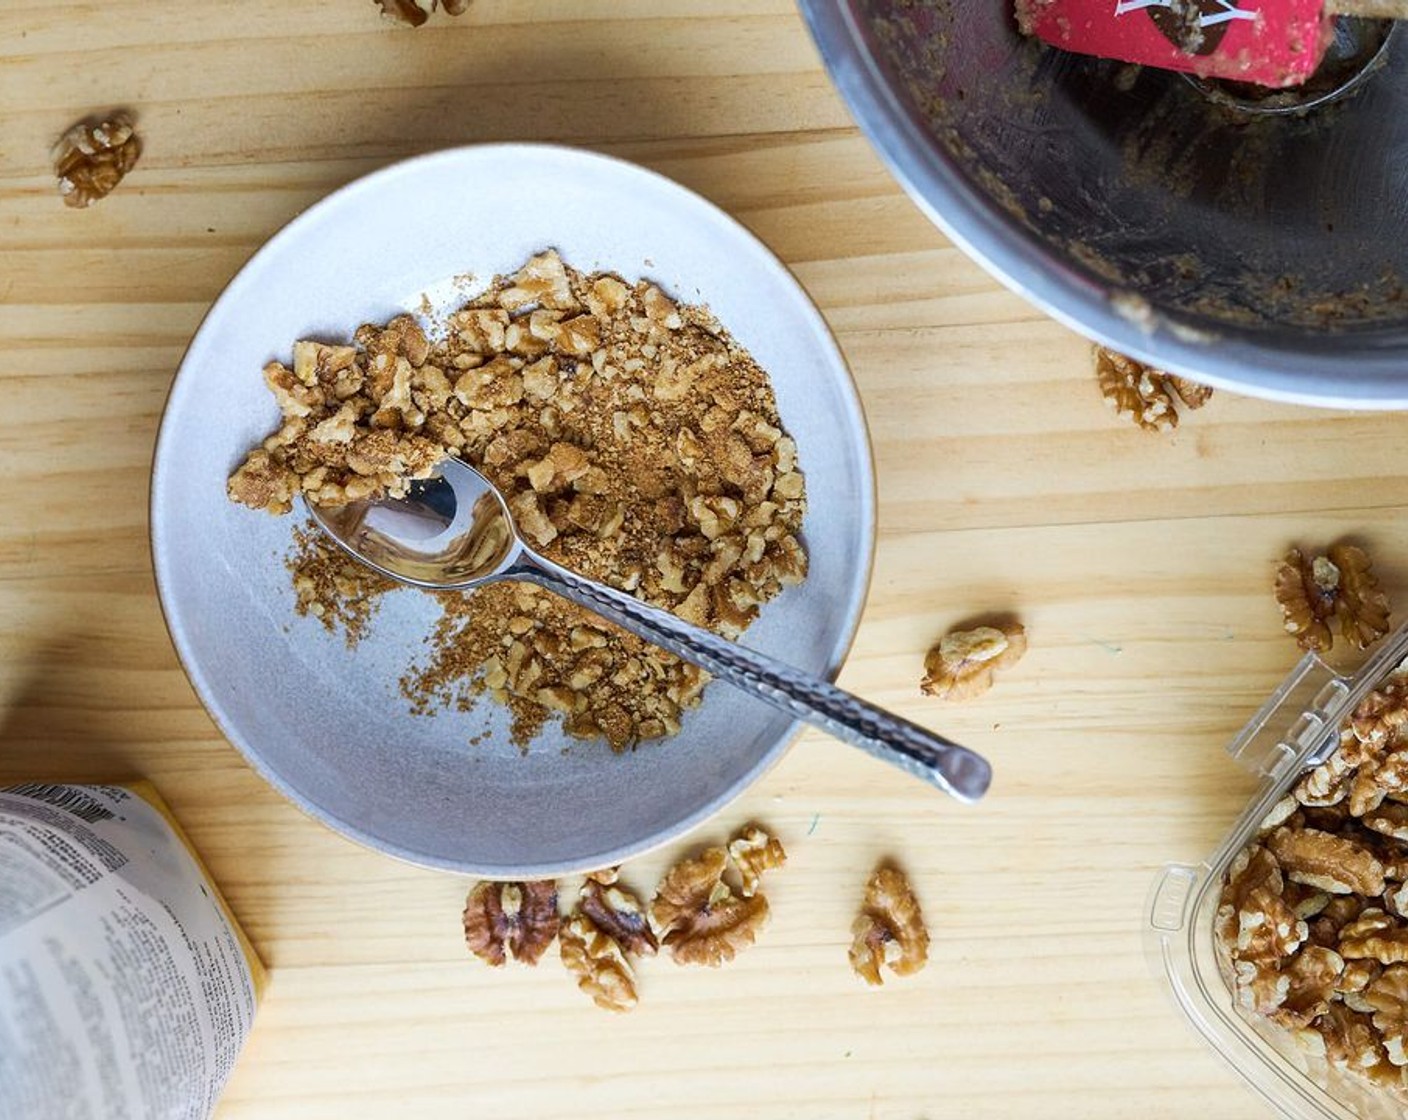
[
  {"xmin": 850, "ymin": 863, "xmax": 929, "ymax": 986},
  {"xmin": 579, "ymin": 869, "xmax": 658, "ymax": 956},
  {"xmin": 921, "ymin": 622, "xmax": 1026, "ymax": 702},
  {"xmin": 559, "ymin": 914, "xmax": 638, "ymax": 1012},
  {"xmin": 462, "ymin": 880, "xmax": 560, "ymax": 966},
  {"xmin": 1274, "ymin": 544, "xmax": 1390, "ymax": 654},
  {"xmin": 53, "ymin": 112, "xmax": 141, "ymax": 209},
  {"xmin": 650, "ymin": 847, "xmax": 769, "ymax": 967},
  {"xmin": 1094, "ymin": 346, "xmax": 1212, "ymax": 433}
]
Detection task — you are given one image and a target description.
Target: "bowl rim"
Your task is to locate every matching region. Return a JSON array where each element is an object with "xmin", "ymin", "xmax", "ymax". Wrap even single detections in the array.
[
  {"xmin": 149, "ymin": 140, "xmax": 878, "ymax": 878},
  {"xmin": 799, "ymin": 0, "xmax": 1408, "ymax": 410}
]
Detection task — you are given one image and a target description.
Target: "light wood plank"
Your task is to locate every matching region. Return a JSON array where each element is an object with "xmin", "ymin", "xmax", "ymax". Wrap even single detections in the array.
[{"xmin": 1, "ymin": 3, "xmax": 1395, "ymax": 1118}]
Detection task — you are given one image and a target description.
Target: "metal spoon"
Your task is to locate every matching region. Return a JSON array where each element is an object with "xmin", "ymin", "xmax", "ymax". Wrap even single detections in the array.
[{"xmin": 308, "ymin": 457, "xmax": 993, "ymax": 803}]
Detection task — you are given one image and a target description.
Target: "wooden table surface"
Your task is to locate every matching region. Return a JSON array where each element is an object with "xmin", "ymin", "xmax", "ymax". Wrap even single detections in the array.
[{"xmin": 6, "ymin": 3, "xmax": 1408, "ymax": 1117}]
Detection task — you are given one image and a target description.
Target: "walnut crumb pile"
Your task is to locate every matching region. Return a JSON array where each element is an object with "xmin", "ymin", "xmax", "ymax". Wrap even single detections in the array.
[
  {"xmin": 463, "ymin": 824, "xmax": 786, "ymax": 1012},
  {"xmin": 849, "ymin": 863, "xmax": 930, "ymax": 986},
  {"xmin": 228, "ymin": 250, "xmax": 807, "ymax": 752},
  {"xmin": 921, "ymin": 622, "xmax": 1026, "ymax": 701},
  {"xmin": 1275, "ymin": 544, "xmax": 1391, "ymax": 654},
  {"xmin": 1094, "ymin": 346, "xmax": 1212, "ymax": 432},
  {"xmin": 1217, "ymin": 663, "xmax": 1408, "ymax": 1095},
  {"xmin": 52, "ymin": 112, "xmax": 141, "ymax": 209},
  {"xmin": 376, "ymin": 0, "xmax": 471, "ymax": 26}
]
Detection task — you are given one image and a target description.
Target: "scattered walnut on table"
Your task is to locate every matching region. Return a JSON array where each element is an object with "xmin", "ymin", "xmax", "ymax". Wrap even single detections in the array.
[
  {"xmin": 1274, "ymin": 544, "xmax": 1391, "ymax": 654},
  {"xmin": 578, "ymin": 868, "xmax": 658, "ymax": 957},
  {"xmin": 849, "ymin": 863, "xmax": 929, "ymax": 986},
  {"xmin": 920, "ymin": 622, "xmax": 1026, "ymax": 702},
  {"xmin": 1093, "ymin": 346, "xmax": 1212, "ymax": 432},
  {"xmin": 559, "ymin": 914, "xmax": 638, "ymax": 1012},
  {"xmin": 462, "ymin": 880, "xmax": 560, "ymax": 966},
  {"xmin": 727, "ymin": 824, "xmax": 787, "ymax": 898},
  {"xmin": 650, "ymin": 846, "xmax": 769, "ymax": 967},
  {"xmin": 52, "ymin": 112, "xmax": 141, "ymax": 209}
]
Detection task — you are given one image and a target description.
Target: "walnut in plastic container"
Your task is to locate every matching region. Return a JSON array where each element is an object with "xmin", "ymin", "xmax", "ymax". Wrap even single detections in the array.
[{"xmin": 1149, "ymin": 622, "xmax": 1408, "ymax": 1118}]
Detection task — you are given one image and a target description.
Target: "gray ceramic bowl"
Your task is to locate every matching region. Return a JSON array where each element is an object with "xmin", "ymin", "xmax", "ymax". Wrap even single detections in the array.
[
  {"xmin": 801, "ymin": 0, "xmax": 1408, "ymax": 407},
  {"xmin": 151, "ymin": 144, "xmax": 875, "ymax": 878}
]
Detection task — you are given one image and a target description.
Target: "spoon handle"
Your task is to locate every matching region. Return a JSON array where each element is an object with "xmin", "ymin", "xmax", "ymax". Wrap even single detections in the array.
[{"xmin": 512, "ymin": 555, "xmax": 993, "ymax": 804}]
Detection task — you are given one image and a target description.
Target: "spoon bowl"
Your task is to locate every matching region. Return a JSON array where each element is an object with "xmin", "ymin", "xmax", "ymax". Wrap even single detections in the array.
[{"xmin": 310, "ymin": 467, "xmax": 519, "ymax": 589}]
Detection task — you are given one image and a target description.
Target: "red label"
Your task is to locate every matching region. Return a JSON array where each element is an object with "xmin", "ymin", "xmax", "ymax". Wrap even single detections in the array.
[{"xmin": 1019, "ymin": 0, "xmax": 1333, "ymax": 87}]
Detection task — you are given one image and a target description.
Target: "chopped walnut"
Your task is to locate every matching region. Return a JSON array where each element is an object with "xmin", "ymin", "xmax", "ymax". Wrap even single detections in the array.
[
  {"xmin": 849, "ymin": 864, "xmax": 929, "ymax": 986},
  {"xmin": 1093, "ymin": 346, "xmax": 1212, "ymax": 432},
  {"xmin": 920, "ymin": 622, "xmax": 1026, "ymax": 702},
  {"xmin": 650, "ymin": 847, "xmax": 769, "ymax": 967},
  {"xmin": 52, "ymin": 112, "xmax": 141, "ymax": 209},
  {"xmin": 233, "ymin": 250, "xmax": 805, "ymax": 755},
  {"xmin": 462, "ymin": 880, "xmax": 560, "ymax": 966},
  {"xmin": 1274, "ymin": 544, "xmax": 1391, "ymax": 654},
  {"xmin": 559, "ymin": 914, "xmax": 638, "ymax": 1012},
  {"xmin": 727, "ymin": 825, "xmax": 787, "ymax": 898},
  {"xmin": 579, "ymin": 871, "xmax": 658, "ymax": 957}
]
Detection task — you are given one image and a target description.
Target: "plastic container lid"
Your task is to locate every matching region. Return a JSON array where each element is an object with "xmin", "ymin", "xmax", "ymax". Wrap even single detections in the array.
[{"xmin": 1148, "ymin": 623, "xmax": 1408, "ymax": 1120}]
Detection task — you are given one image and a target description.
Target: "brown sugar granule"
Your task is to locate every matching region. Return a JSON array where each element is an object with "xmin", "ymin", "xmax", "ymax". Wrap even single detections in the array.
[{"xmin": 233, "ymin": 251, "xmax": 807, "ymax": 752}]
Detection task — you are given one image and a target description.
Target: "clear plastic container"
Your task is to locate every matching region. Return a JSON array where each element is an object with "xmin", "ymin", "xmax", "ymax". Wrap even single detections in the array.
[{"xmin": 1148, "ymin": 624, "xmax": 1408, "ymax": 1120}]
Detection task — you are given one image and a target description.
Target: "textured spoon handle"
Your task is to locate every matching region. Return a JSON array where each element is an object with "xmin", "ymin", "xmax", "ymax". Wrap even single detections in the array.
[{"xmin": 513, "ymin": 555, "xmax": 992, "ymax": 803}]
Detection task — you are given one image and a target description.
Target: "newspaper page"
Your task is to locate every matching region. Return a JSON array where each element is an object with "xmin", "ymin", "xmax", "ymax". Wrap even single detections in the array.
[{"xmin": 0, "ymin": 781, "xmax": 263, "ymax": 1120}]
